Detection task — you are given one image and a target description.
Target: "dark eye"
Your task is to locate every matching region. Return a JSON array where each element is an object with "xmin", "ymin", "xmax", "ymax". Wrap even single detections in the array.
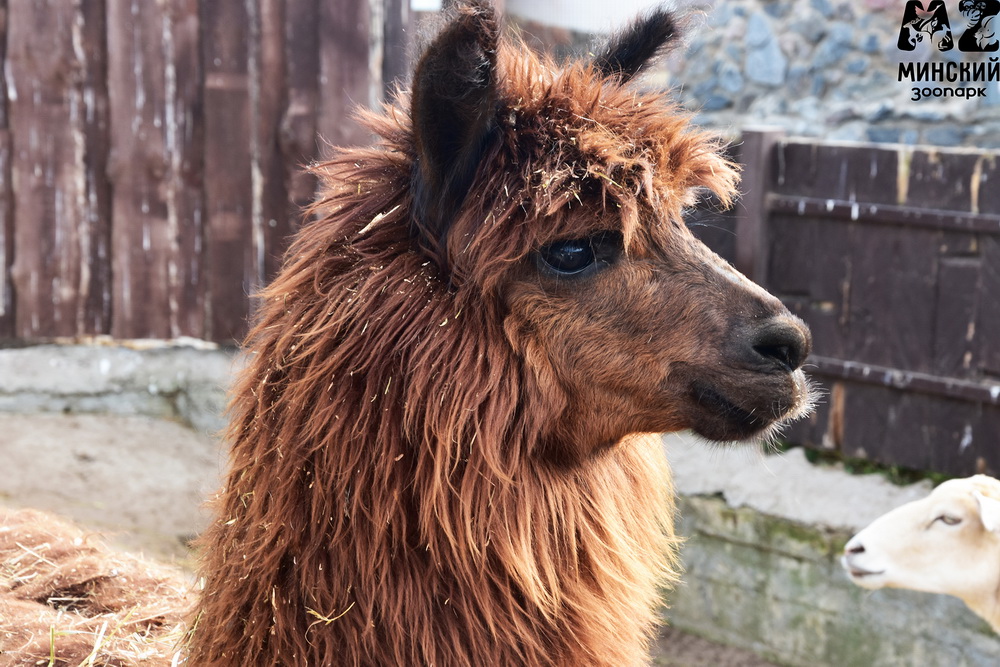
[
  {"xmin": 535, "ymin": 231, "xmax": 622, "ymax": 277},
  {"xmin": 539, "ymin": 239, "xmax": 594, "ymax": 274},
  {"xmin": 935, "ymin": 515, "xmax": 962, "ymax": 526}
]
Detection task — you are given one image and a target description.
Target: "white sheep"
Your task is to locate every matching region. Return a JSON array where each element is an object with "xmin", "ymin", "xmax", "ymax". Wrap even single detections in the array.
[{"xmin": 842, "ymin": 474, "xmax": 1000, "ymax": 633}]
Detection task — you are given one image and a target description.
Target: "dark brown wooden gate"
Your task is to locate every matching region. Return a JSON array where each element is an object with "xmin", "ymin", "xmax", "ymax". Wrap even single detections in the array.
[{"xmin": 720, "ymin": 130, "xmax": 1000, "ymax": 478}]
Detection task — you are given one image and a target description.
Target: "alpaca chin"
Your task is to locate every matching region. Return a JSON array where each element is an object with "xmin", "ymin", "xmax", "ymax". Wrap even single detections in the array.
[{"xmin": 686, "ymin": 368, "xmax": 818, "ymax": 445}]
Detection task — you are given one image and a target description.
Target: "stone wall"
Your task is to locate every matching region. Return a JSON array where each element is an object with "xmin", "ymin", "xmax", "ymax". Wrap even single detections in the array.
[{"xmin": 511, "ymin": 0, "xmax": 1000, "ymax": 148}]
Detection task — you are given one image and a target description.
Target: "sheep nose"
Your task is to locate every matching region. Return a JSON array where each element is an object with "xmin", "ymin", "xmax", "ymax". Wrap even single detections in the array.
[
  {"xmin": 748, "ymin": 317, "xmax": 811, "ymax": 372},
  {"xmin": 844, "ymin": 537, "xmax": 865, "ymax": 555}
]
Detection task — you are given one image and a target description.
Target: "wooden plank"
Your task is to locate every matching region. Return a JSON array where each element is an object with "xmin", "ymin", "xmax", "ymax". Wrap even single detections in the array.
[
  {"xmin": 0, "ymin": 1, "xmax": 13, "ymax": 338},
  {"xmin": 203, "ymin": 0, "xmax": 253, "ymax": 342},
  {"xmin": 318, "ymin": 0, "xmax": 376, "ymax": 150},
  {"xmin": 107, "ymin": 0, "xmax": 204, "ymax": 339},
  {"xmin": 167, "ymin": 0, "xmax": 208, "ymax": 337},
  {"xmin": 77, "ymin": 0, "xmax": 113, "ymax": 335},
  {"xmin": 772, "ymin": 141, "xmax": 900, "ymax": 205},
  {"xmin": 931, "ymin": 257, "xmax": 980, "ymax": 378},
  {"xmin": 973, "ymin": 408, "xmax": 1000, "ymax": 476},
  {"xmin": 904, "ymin": 149, "xmax": 980, "ymax": 212},
  {"xmin": 767, "ymin": 214, "xmax": 851, "ymax": 359},
  {"xmin": 766, "ymin": 195, "xmax": 1000, "ymax": 234},
  {"xmin": 979, "ymin": 236, "xmax": 1000, "ymax": 377},
  {"xmin": 0, "ymin": 128, "xmax": 11, "ymax": 339},
  {"xmin": 809, "ymin": 356, "xmax": 1000, "ymax": 407},
  {"xmin": 734, "ymin": 129, "xmax": 782, "ymax": 284},
  {"xmin": 283, "ymin": 0, "xmax": 321, "ymax": 213},
  {"xmin": 252, "ymin": 0, "xmax": 294, "ymax": 286},
  {"xmin": 7, "ymin": 0, "xmax": 112, "ymax": 338},
  {"xmin": 842, "ymin": 223, "xmax": 938, "ymax": 372},
  {"xmin": 973, "ymin": 153, "xmax": 1000, "ymax": 216},
  {"xmin": 839, "ymin": 384, "xmax": 890, "ymax": 461},
  {"xmin": 382, "ymin": 0, "xmax": 410, "ymax": 96},
  {"xmin": 766, "ymin": 215, "xmax": 815, "ymax": 296},
  {"xmin": 764, "ymin": 139, "xmax": 1000, "ymax": 477},
  {"xmin": 837, "ymin": 384, "xmax": 1000, "ymax": 477}
]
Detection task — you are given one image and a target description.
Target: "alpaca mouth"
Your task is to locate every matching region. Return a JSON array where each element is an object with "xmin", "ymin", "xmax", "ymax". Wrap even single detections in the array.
[
  {"xmin": 687, "ymin": 376, "xmax": 808, "ymax": 443},
  {"xmin": 688, "ymin": 384, "xmax": 775, "ymax": 441}
]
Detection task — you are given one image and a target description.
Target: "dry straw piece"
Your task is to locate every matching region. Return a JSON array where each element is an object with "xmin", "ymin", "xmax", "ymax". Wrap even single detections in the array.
[{"xmin": 0, "ymin": 509, "xmax": 194, "ymax": 666}]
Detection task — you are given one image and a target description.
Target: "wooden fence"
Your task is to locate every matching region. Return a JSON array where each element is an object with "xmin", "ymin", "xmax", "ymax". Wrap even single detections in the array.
[
  {"xmin": 0, "ymin": 0, "xmax": 410, "ymax": 343},
  {"xmin": 1, "ymin": 4, "xmax": 996, "ymax": 476},
  {"xmin": 694, "ymin": 130, "xmax": 1000, "ymax": 478}
]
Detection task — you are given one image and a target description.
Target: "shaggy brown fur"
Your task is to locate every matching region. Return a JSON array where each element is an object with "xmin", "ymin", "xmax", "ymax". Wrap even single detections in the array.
[
  {"xmin": 189, "ymin": 3, "xmax": 814, "ymax": 666},
  {"xmin": 0, "ymin": 508, "xmax": 193, "ymax": 665}
]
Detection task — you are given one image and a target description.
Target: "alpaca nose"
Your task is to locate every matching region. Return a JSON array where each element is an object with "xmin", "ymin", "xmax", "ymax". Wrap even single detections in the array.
[
  {"xmin": 748, "ymin": 317, "xmax": 811, "ymax": 372},
  {"xmin": 844, "ymin": 537, "xmax": 865, "ymax": 555}
]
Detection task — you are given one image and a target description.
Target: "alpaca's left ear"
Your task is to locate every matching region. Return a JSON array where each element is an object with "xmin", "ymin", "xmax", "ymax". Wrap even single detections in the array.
[
  {"xmin": 592, "ymin": 7, "xmax": 679, "ymax": 81},
  {"xmin": 411, "ymin": 0, "xmax": 499, "ymax": 269}
]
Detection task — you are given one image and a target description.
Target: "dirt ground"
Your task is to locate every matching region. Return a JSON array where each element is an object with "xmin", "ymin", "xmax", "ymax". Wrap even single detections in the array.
[{"xmin": 0, "ymin": 412, "xmax": 781, "ymax": 666}]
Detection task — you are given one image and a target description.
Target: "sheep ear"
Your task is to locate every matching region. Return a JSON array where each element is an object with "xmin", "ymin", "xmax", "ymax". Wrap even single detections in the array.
[
  {"xmin": 974, "ymin": 491, "xmax": 1000, "ymax": 533},
  {"xmin": 592, "ymin": 7, "xmax": 680, "ymax": 81},
  {"xmin": 410, "ymin": 0, "xmax": 499, "ymax": 268}
]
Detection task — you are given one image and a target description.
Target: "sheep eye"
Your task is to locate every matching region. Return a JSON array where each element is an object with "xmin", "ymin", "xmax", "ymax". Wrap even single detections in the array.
[
  {"xmin": 536, "ymin": 231, "xmax": 622, "ymax": 277},
  {"xmin": 936, "ymin": 515, "xmax": 962, "ymax": 526}
]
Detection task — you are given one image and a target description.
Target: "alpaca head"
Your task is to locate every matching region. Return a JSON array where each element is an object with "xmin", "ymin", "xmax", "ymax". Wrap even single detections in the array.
[
  {"xmin": 192, "ymin": 4, "xmax": 817, "ymax": 664},
  {"xmin": 400, "ymin": 1, "xmax": 815, "ymax": 463}
]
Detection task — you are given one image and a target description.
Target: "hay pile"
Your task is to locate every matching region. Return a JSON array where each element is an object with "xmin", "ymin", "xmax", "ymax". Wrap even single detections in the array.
[{"xmin": 0, "ymin": 509, "xmax": 194, "ymax": 666}]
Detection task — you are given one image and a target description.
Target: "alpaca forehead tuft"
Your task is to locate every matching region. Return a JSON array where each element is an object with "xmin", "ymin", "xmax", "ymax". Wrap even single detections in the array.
[{"xmin": 493, "ymin": 40, "xmax": 735, "ymax": 200}]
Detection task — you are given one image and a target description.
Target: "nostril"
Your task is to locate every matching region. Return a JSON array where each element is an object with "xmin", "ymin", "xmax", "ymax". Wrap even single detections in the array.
[
  {"xmin": 753, "ymin": 343, "xmax": 794, "ymax": 371},
  {"xmin": 750, "ymin": 323, "xmax": 808, "ymax": 372},
  {"xmin": 844, "ymin": 535, "xmax": 865, "ymax": 554}
]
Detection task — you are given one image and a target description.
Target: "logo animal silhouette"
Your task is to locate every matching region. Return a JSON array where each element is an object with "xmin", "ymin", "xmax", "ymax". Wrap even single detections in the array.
[
  {"xmin": 958, "ymin": 0, "xmax": 1000, "ymax": 50},
  {"xmin": 898, "ymin": 0, "xmax": 955, "ymax": 51}
]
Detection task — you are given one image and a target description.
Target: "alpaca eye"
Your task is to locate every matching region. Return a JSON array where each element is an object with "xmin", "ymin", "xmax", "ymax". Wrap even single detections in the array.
[
  {"xmin": 538, "ymin": 240, "xmax": 595, "ymax": 274},
  {"xmin": 535, "ymin": 231, "xmax": 622, "ymax": 277},
  {"xmin": 936, "ymin": 515, "xmax": 962, "ymax": 526}
]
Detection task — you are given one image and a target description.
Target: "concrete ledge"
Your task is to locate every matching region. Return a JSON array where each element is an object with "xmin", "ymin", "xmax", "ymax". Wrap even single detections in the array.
[
  {"xmin": 0, "ymin": 342, "xmax": 238, "ymax": 434},
  {"xmin": 664, "ymin": 433, "xmax": 1000, "ymax": 667}
]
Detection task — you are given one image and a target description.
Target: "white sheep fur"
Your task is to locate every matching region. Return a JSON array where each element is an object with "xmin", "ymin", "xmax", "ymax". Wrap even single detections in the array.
[{"xmin": 842, "ymin": 474, "xmax": 1000, "ymax": 632}]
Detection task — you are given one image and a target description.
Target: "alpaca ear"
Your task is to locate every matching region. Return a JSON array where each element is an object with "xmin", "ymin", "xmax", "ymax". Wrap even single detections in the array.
[
  {"xmin": 592, "ymin": 7, "xmax": 680, "ymax": 81},
  {"xmin": 410, "ymin": 0, "xmax": 499, "ymax": 268},
  {"xmin": 974, "ymin": 491, "xmax": 1000, "ymax": 534}
]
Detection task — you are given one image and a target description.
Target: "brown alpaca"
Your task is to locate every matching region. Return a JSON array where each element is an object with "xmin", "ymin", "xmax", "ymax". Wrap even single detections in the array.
[
  {"xmin": 188, "ymin": 3, "xmax": 814, "ymax": 665},
  {"xmin": 0, "ymin": 3, "xmax": 815, "ymax": 665}
]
